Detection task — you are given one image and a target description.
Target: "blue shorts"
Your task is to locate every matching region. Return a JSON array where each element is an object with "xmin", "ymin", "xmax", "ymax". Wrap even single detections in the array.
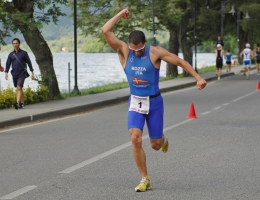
[
  {"xmin": 243, "ymin": 60, "xmax": 251, "ymax": 67},
  {"xmin": 127, "ymin": 95, "xmax": 164, "ymax": 139}
]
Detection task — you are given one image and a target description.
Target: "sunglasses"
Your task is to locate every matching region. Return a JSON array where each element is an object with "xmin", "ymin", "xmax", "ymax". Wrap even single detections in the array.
[{"xmin": 129, "ymin": 45, "xmax": 145, "ymax": 53}]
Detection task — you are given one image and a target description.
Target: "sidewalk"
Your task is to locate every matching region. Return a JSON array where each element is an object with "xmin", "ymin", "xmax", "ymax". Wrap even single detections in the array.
[{"xmin": 0, "ymin": 65, "xmax": 245, "ymax": 129}]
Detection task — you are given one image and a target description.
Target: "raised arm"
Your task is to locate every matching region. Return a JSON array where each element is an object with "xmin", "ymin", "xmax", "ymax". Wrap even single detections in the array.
[{"xmin": 101, "ymin": 9, "xmax": 129, "ymax": 55}]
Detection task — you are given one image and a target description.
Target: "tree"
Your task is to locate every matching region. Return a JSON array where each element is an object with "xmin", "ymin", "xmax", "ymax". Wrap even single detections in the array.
[
  {"xmin": 0, "ymin": 0, "xmax": 68, "ymax": 99},
  {"xmin": 76, "ymin": 0, "xmax": 186, "ymax": 77},
  {"xmin": 196, "ymin": 0, "xmax": 260, "ymax": 59}
]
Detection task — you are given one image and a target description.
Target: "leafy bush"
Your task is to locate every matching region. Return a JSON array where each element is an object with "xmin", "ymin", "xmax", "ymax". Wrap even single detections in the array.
[
  {"xmin": 0, "ymin": 84, "xmax": 49, "ymax": 110},
  {"xmin": 0, "ymin": 86, "xmax": 16, "ymax": 109},
  {"xmin": 37, "ymin": 85, "xmax": 49, "ymax": 102},
  {"xmin": 24, "ymin": 86, "xmax": 39, "ymax": 104}
]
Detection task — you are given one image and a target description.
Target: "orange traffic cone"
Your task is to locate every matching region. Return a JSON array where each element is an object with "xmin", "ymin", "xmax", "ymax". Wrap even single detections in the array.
[
  {"xmin": 187, "ymin": 103, "xmax": 197, "ymax": 118},
  {"xmin": 256, "ymin": 81, "xmax": 260, "ymax": 90}
]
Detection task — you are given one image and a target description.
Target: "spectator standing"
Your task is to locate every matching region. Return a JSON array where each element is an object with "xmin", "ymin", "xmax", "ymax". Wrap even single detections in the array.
[
  {"xmin": 216, "ymin": 36, "xmax": 224, "ymax": 47},
  {"xmin": 254, "ymin": 43, "xmax": 260, "ymax": 75},
  {"xmin": 239, "ymin": 43, "xmax": 254, "ymax": 80},
  {"xmin": 5, "ymin": 38, "xmax": 35, "ymax": 109},
  {"xmin": 225, "ymin": 49, "xmax": 232, "ymax": 72}
]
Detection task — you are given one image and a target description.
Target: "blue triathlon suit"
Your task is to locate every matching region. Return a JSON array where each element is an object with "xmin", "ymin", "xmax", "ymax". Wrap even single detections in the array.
[
  {"xmin": 226, "ymin": 53, "xmax": 232, "ymax": 64},
  {"xmin": 124, "ymin": 45, "xmax": 164, "ymax": 139}
]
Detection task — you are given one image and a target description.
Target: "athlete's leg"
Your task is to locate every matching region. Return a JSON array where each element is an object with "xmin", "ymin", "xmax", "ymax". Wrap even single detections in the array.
[
  {"xmin": 228, "ymin": 63, "xmax": 231, "ymax": 72},
  {"xmin": 128, "ymin": 109, "xmax": 148, "ymax": 178},
  {"xmin": 247, "ymin": 67, "xmax": 250, "ymax": 77},
  {"xmin": 129, "ymin": 128, "xmax": 148, "ymax": 178},
  {"xmin": 146, "ymin": 105, "xmax": 165, "ymax": 150}
]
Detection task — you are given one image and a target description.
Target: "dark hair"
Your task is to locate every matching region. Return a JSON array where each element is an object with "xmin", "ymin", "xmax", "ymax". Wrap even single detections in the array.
[
  {"xmin": 128, "ymin": 30, "xmax": 146, "ymax": 45},
  {"xmin": 227, "ymin": 49, "xmax": 230, "ymax": 52},
  {"xmin": 12, "ymin": 38, "xmax": 20, "ymax": 44}
]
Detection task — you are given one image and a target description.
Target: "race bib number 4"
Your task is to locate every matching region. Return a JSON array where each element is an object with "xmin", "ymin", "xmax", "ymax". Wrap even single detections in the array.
[{"xmin": 129, "ymin": 95, "xmax": 150, "ymax": 114}]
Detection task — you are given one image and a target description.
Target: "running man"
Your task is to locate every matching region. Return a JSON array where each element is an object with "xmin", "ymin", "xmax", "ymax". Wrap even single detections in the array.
[
  {"xmin": 254, "ymin": 43, "xmax": 260, "ymax": 75},
  {"xmin": 214, "ymin": 44, "xmax": 225, "ymax": 80},
  {"xmin": 101, "ymin": 8, "xmax": 207, "ymax": 192},
  {"xmin": 225, "ymin": 49, "xmax": 232, "ymax": 72},
  {"xmin": 240, "ymin": 43, "xmax": 254, "ymax": 80}
]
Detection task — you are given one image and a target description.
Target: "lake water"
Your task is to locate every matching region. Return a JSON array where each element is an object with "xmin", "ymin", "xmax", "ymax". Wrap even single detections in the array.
[{"xmin": 0, "ymin": 52, "xmax": 216, "ymax": 91}]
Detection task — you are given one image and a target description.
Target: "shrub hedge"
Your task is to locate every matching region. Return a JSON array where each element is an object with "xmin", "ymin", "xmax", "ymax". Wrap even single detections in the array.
[{"xmin": 0, "ymin": 85, "xmax": 49, "ymax": 109}]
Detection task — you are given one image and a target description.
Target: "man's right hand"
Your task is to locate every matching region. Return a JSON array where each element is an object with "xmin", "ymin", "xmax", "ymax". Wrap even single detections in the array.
[
  {"xmin": 120, "ymin": 9, "xmax": 129, "ymax": 19},
  {"xmin": 5, "ymin": 73, "xmax": 8, "ymax": 80},
  {"xmin": 0, "ymin": 66, "xmax": 4, "ymax": 72}
]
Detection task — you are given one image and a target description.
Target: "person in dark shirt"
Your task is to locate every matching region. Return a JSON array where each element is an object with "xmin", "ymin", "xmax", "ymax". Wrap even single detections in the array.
[
  {"xmin": 216, "ymin": 36, "xmax": 224, "ymax": 47},
  {"xmin": 5, "ymin": 38, "xmax": 34, "ymax": 109}
]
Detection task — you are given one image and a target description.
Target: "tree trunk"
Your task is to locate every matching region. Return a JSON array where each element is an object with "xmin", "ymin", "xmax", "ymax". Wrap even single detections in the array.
[
  {"xmin": 238, "ymin": 28, "xmax": 248, "ymax": 64},
  {"xmin": 12, "ymin": 0, "xmax": 61, "ymax": 100},
  {"xmin": 22, "ymin": 29, "xmax": 60, "ymax": 99},
  {"xmin": 166, "ymin": 25, "xmax": 179, "ymax": 77},
  {"xmin": 179, "ymin": 12, "xmax": 193, "ymax": 77}
]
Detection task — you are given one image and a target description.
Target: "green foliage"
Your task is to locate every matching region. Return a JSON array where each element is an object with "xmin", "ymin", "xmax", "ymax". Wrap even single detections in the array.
[
  {"xmin": 0, "ymin": 84, "xmax": 49, "ymax": 110},
  {"xmin": 76, "ymin": 0, "xmax": 184, "ymax": 44},
  {"xmin": 37, "ymin": 85, "xmax": 49, "ymax": 102},
  {"xmin": 0, "ymin": 86, "xmax": 16, "ymax": 109},
  {"xmin": 0, "ymin": 0, "xmax": 68, "ymax": 44},
  {"xmin": 196, "ymin": 0, "xmax": 260, "ymax": 50},
  {"xmin": 24, "ymin": 86, "xmax": 39, "ymax": 104}
]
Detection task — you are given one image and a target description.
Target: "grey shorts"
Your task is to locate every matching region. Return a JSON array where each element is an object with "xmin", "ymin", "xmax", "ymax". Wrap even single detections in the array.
[{"xmin": 13, "ymin": 76, "xmax": 25, "ymax": 88}]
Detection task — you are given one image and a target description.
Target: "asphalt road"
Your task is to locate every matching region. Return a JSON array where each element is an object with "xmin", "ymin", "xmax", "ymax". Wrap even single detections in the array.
[{"xmin": 0, "ymin": 72, "xmax": 260, "ymax": 200}]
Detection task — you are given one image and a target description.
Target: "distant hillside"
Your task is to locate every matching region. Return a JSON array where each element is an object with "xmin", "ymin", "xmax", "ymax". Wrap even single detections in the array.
[
  {"xmin": 1, "ymin": 4, "xmax": 170, "ymax": 53},
  {"xmin": 3, "ymin": 4, "xmax": 74, "ymax": 44}
]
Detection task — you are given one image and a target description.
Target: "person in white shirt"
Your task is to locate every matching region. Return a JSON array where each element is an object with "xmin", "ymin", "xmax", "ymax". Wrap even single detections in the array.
[{"xmin": 240, "ymin": 43, "xmax": 255, "ymax": 80}]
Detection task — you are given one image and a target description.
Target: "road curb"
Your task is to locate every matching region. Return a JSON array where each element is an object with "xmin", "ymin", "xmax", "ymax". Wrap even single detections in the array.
[{"xmin": 0, "ymin": 72, "xmax": 235, "ymax": 129}]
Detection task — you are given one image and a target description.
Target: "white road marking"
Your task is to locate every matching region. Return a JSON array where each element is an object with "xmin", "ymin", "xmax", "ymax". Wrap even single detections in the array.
[
  {"xmin": 0, "ymin": 185, "xmax": 37, "ymax": 200},
  {"xmin": 200, "ymin": 111, "xmax": 211, "ymax": 115},
  {"xmin": 231, "ymin": 91, "xmax": 257, "ymax": 102},
  {"xmin": 222, "ymin": 103, "xmax": 230, "ymax": 106},
  {"xmin": 212, "ymin": 106, "xmax": 222, "ymax": 110},
  {"xmin": 59, "ymin": 118, "xmax": 194, "ymax": 174}
]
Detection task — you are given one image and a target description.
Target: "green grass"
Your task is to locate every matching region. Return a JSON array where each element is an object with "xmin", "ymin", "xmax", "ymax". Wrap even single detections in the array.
[{"xmin": 197, "ymin": 65, "xmax": 218, "ymax": 74}]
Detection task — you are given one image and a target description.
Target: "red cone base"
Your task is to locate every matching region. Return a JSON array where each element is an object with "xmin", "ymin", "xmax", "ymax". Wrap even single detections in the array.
[
  {"xmin": 257, "ymin": 81, "xmax": 260, "ymax": 90},
  {"xmin": 187, "ymin": 103, "xmax": 197, "ymax": 118}
]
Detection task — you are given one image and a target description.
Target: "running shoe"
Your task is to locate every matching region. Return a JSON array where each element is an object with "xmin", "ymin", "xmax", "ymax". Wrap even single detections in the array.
[
  {"xmin": 13, "ymin": 103, "xmax": 19, "ymax": 110},
  {"xmin": 19, "ymin": 103, "xmax": 25, "ymax": 109},
  {"xmin": 218, "ymin": 77, "xmax": 220, "ymax": 81},
  {"xmin": 135, "ymin": 177, "xmax": 151, "ymax": 192},
  {"xmin": 160, "ymin": 137, "xmax": 169, "ymax": 153},
  {"xmin": 243, "ymin": 72, "xmax": 246, "ymax": 76},
  {"xmin": 246, "ymin": 76, "xmax": 249, "ymax": 80}
]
